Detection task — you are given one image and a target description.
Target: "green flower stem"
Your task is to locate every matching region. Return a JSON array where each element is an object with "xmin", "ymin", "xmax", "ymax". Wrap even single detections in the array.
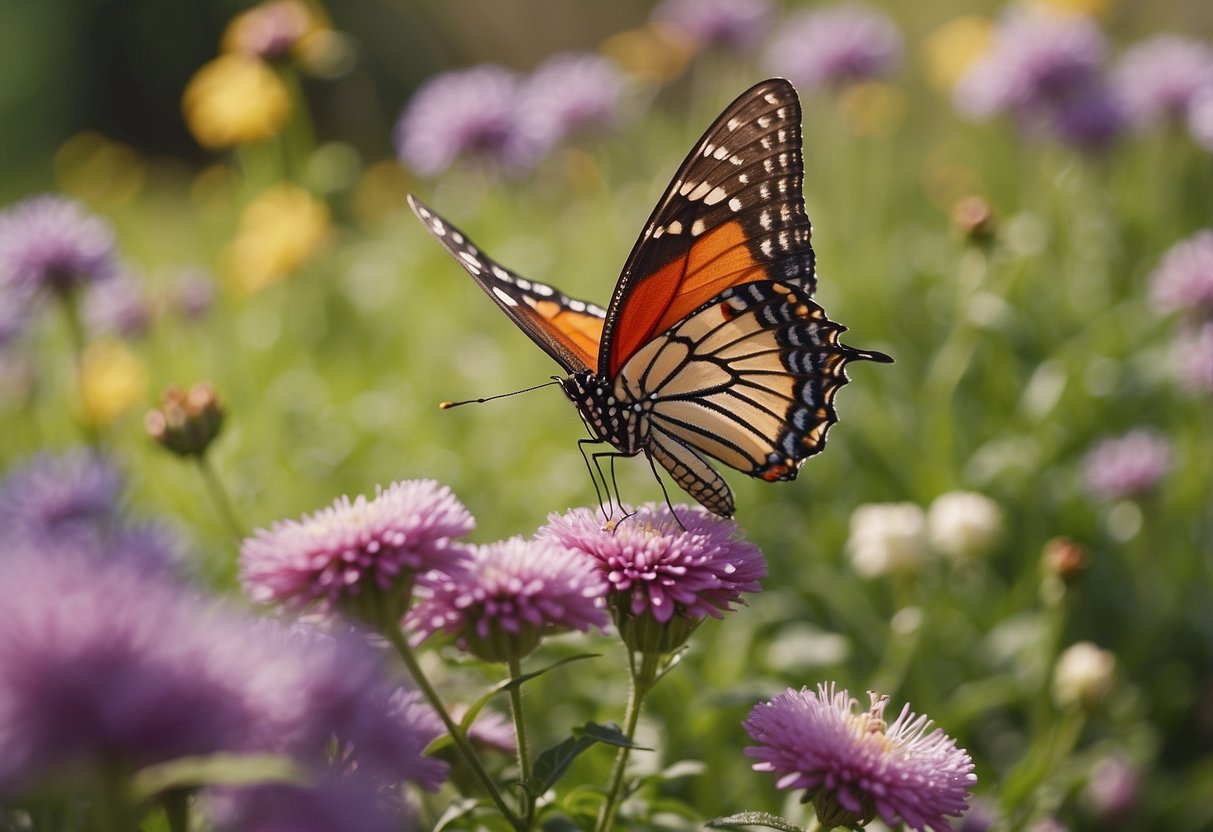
[
  {"xmin": 382, "ymin": 624, "xmax": 523, "ymax": 831},
  {"xmin": 594, "ymin": 651, "xmax": 659, "ymax": 832},
  {"xmin": 56, "ymin": 289, "xmax": 99, "ymax": 447},
  {"xmin": 162, "ymin": 788, "xmax": 189, "ymax": 832},
  {"xmin": 193, "ymin": 455, "xmax": 247, "ymax": 544},
  {"xmin": 506, "ymin": 656, "xmax": 535, "ymax": 826}
]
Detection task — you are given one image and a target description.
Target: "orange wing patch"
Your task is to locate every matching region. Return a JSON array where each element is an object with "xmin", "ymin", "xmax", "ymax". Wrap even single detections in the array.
[
  {"xmin": 608, "ymin": 221, "xmax": 766, "ymax": 376},
  {"xmin": 527, "ymin": 300, "xmax": 604, "ymax": 370}
]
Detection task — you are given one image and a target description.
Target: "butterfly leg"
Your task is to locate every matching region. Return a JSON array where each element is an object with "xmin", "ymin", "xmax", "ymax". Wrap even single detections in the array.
[
  {"xmin": 607, "ymin": 454, "xmax": 637, "ymax": 526},
  {"xmin": 576, "ymin": 438, "xmax": 612, "ymax": 522},
  {"xmin": 645, "ymin": 451, "xmax": 688, "ymax": 532}
]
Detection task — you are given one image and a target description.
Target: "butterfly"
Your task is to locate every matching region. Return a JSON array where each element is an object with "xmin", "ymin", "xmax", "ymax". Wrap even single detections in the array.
[{"xmin": 409, "ymin": 78, "xmax": 891, "ymax": 518}]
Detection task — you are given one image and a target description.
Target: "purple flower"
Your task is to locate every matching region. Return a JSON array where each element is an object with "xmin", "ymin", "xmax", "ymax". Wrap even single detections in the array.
[
  {"xmin": 168, "ymin": 264, "xmax": 216, "ymax": 321},
  {"xmin": 1051, "ymin": 83, "xmax": 1125, "ymax": 150},
  {"xmin": 1150, "ymin": 229, "xmax": 1213, "ymax": 316},
  {"xmin": 83, "ymin": 268, "xmax": 151, "ymax": 338},
  {"xmin": 449, "ymin": 704, "xmax": 516, "ymax": 754},
  {"xmin": 395, "ymin": 66, "xmax": 541, "ymax": 176},
  {"xmin": 1113, "ymin": 35, "xmax": 1213, "ymax": 129},
  {"xmin": 764, "ymin": 3, "xmax": 903, "ymax": 91},
  {"xmin": 1083, "ymin": 429, "xmax": 1172, "ymax": 500},
  {"xmin": 1172, "ymin": 322, "xmax": 1213, "ymax": 395},
  {"xmin": 0, "ymin": 194, "xmax": 117, "ymax": 296},
  {"xmin": 240, "ymin": 480, "xmax": 474, "ymax": 618},
  {"xmin": 212, "ymin": 775, "xmax": 408, "ymax": 832},
  {"xmin": 521, "ymin": 53, "xmax": 627, "ymax": 151},
  {"xmin": 537, "ymin": 504, "xmax": 765, "ymax": 625},
  {"xmin": 1190, "ymin": 87, "xmax": 1213, "ymax": 150},
  {"xmin": 744, "ymin": 685, "xmax": 976, "ymax": 832},
  {"xmin": 1084, "ymin": 754, "xmax": 1139, "ymax": 817},
  {"xmin": 0, "ymin": 448, "xmax": 124, "ymax": 543},
  {"xmin": 0, "ymin": 551, "xmax": 258, "ymax": 793},
  {"xmin": 652, "ymin": 0, "xmax": 773, "ymax": 51},
  {"xmin": 409, "ymin": 537, "xmax": 607, "ymax": 661}
]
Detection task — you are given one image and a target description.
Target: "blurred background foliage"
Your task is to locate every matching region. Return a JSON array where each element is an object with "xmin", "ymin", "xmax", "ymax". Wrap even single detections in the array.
[{"xmin": 2, "ymin": 0, "xmax": 1213, "ymax": 830}]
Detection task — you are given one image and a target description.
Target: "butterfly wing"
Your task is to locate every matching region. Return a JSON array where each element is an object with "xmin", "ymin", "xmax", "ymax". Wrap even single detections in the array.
[
  {"xmin": 599, "ymin": 78, "xmax": 815, "ymax": 379},
  {"xmin": 409, "ymin": 195, "xmax": 605, "ymax": 375},
  {"xmin": 617, "ymin": 281, "xmax": 892, "ymax": 517}
]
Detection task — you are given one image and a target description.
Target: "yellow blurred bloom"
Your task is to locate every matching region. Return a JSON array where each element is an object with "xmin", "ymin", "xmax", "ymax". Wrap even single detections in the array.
[
  {"xmin": 1033, "ymin": 0, "xmax": 1114, "ymax": 18},
  {"xmin": 601, "ymin": 24, "xmax": 694, "ymax": 83},
  {"xmin": 56, "ymin": 132, "xmax": 144, "ymax": 208},
  {"xmin": 922, "ymin": 16, "xmax": 993, "ymax": 93},
  {"xmin": 838, "ymin": 82, "xmax": 906, "ymax": 137},
  {"xmin": 78, "ymin": 340, "xmax": 148, "ymax": 426},
  {"xmin": 224, "ymin": 183, "xmax": 331, "ymax": 294},
  {"xmin": 182, "ymin": 55, "xmax": 290, "ymax": 149}
]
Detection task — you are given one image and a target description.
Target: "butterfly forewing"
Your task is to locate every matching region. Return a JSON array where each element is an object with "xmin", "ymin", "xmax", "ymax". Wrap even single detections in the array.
[
  {"xmin": 409, "ymin": 196, "xmax": 605, "ymax": 374},
  {"xmin": 600, "ymin": 78, "xmax": 815, "ymax": 379}
]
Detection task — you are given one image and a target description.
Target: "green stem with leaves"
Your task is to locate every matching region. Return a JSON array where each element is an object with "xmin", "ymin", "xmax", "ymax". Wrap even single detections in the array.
[
  {"xmin": 381, "ymin": 625, "xmax": 523, "ymax": 831},
  {"xmin": 507, "ymin": 656, "xmax": 535, "ymax": 826},
  {"xmin": 595, "ymin": 650, "xmax": 659, "ymax": 832}
]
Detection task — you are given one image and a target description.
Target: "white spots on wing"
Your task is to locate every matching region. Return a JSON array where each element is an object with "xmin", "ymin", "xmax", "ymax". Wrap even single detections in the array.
[
  {"xmin": 429, "ymin": 220, "xmax": 445, "ymax": 236},
  {"xmin": 532, "ymin": 282, "xmax": 554, "ymax": 297},
  {"xmin": 777, "ymin": 107, "xmax": 787, "ymax": 119},
  {"xmin": 688, "ymin": 181, "xmax": 713, "ymax": 201},
  {"xmin": 738, "ymin": 173, "xmax": 749, "ymax": 184},
  {"xmin": 728, "ymin": 196, "xmax": 742, "ymax": 212},
  {"xmin": 760, "ymin": 238, "xmax": 774, "ymax": 257},
  {"xmin": 679, "ymin": 180, "xmax": 696, "ymax": 196},
  {"xmin": 761, "ymin": 136, "xmax": 772, "ymax": 150},
  {"xmin": 778, "ymin": 230, "xmax": 790, "ymax": 249},
  {"xmin": 778, "ymin": 152, "xmax": 789, "ymax": 168},
  {"xmin": 713, "ymin": 145, "xmax": 730, "ymax": 160},
  {"xmin": 492, "ymin": 287, "xmax": 517, "ymax": 307},
  {"xmin": 759, "ymin": 183, "xmax": 771, "ymax": 200},
  {"xmin": 458, "ymin": 250, "xmax": 479, "ymax": 269},
  {"xmin": 515, "ymin": 277, "xmax": 531, "ymax": 290},
  {"xmin": 491, "ymin": 265, "xmax": 508, "ymax": 280},
  {"xmin": 451, "ymin": 231, "xmax": 464, "ymax": 244},
  {"xmin": 757, "ymin": 115, "xmax": 772, "ymax": 128},
  {"xmin": 702, "ymin": 143, "xmax": 715, "ymax": 157},
  {"xmin": 780, "ymin": 203, "xmax": 792, "ymax": 224},
  {"xmin": 666, "ymin": 220, "xmax": 683, "ymax": 235},
  {"xmin": 568, "ymin": 299, "xmax": 587, "ymax": 312},
  {"xmin": 653, "ymin": 225, "xmax": 665, "ymax": 238},
  {"xmin": 777, "ymin": 128, "xmax": 787, "ymax": 143},
  {"xmin": 763, "ymin": 158, "xmax": 774, "ymax": 174},
  {"xmin": 727, "ymin": 117, "xmax": 741, "ymax": 131},
  {"xmin": 691, "ymin": 218, "xmax": 706, "ymax": 236},
  {"xmin": 764, "ymin": 92, "xmax": 779, "ymax": 104},
  {"xmin": 759, "ymin": 210, "xmax": 773, "ymax": 230},
  {"xmin": 703, "ymin": 185, "xmax": 729, "ymax": 205},
  {"xmin": 730, "ymin": 154, "xmax": 745, "ymax": 166}
]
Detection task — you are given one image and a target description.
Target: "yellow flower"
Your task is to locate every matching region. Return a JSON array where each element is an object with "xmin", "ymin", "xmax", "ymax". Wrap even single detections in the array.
[
  {"xmin": 182, "ymin": 55, "xmax": 290, "ymax": 149},
  {"xmin": 78, "ymin": 340, "xmax": 148, "ymax": 426},
  {"xmin": 223, "ymin": 183, "xmax": 331, "ymax": 293},
  {"xmin": 838, "ymin": 82, "xmax": 906, "ymax": 137},
  {"xmin": 600, "ymin": 24, "xmax": 694, "ymax": 83},
  {"xmin": 922, "ymin": 16, "xmax": 993, "ymax": 93}
]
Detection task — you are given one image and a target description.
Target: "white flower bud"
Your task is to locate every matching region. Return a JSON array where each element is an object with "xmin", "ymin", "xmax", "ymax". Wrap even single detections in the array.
[
  {"xmin": 927, "ymin": 491, "xmax": 1004, "ymax": 559},
  {"xmin": 1052, "ymin": 641, "xmax": 1116, "ymax": 709},
  {"xmin": 847, "ymin": 502, "xmax": 928, "ymax": 577}
]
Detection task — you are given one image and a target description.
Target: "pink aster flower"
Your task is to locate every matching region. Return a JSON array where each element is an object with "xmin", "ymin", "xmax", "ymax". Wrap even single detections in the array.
[
  {"xmin": 1082, "ymin": 429, "xmax": 1172, "ymax": 500},
  {"xmin": 0, "ymin": 194, "xmax": 118, "ymax": 296},
  {"xmin": 537, "ymin": 504, "xmax": 765, "ymax": 653},
  {"xmin": 1150, "ymin": 229, "xmax": 1213, "ymax": 317},
  {"xmin": 240, "ymin": 479, "xmax": 474, "ymax": 620},
  {"xmin": 744, "ymin": 684, "xmax": 976, "ymax": 832},
  {"xmin": 1112, "ymin": 34, "xmax": 1213, "ymax": 129},
  {"xmin": 409, "ymin": 537, "xmax": 607, "ymax": 662}
]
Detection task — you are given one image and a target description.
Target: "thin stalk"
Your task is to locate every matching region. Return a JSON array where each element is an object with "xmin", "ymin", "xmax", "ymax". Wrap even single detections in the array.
[
  {"xmin": 194, "ymin": 455, "xmax": 246, "ymax": 543},
  {"xmin": 382, "ymin": 625, "xmax": 523, "ymax": 831},
  {"xmin": 162, "ymin": 788, "xmax": 189, "ymax": 832},
  {"xmin": 56, "ymin": 290, "xmax": 99, "ymax": 447},
  {"xmin": 594, "ymin": 651, "xmax": 657, "ymax": 832},
  {"xmin": 507, "ymin": 656, "xmax": 534, "ymax": 826}
]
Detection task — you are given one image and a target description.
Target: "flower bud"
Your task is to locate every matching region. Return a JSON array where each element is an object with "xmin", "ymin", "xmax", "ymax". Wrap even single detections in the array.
[
  {"xmin": 145, "ymin": 382, "xmax": 225, "ymax": 458},
  {"xmin": 1042, "ymin": 537, "xmax": 1089, "ymax": 584},
  {"xmin": 952, "ymin": 195, "xmax": 997, "ymax": 245},
  {"xmin": 1052, "ymin": 641, "xmax": 1116, "ymax": 710}
]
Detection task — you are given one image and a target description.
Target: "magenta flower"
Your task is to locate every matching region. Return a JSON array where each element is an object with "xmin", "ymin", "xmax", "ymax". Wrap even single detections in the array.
[
  {"xmin": 1172, "ymin": 322, "xmax": 1213, "ymax": 395},
  {"xmin": 0, "ymin": 448, "xmax": 123, "ymax": 541},
  {"xmin": 521, "ymin": 53, "xmax": 627, "ymax": 151},
  {"xmin": 1084, "ymin": 754, "xmax": 1140, "ymax": 817},
  {"xmin": 1112, "ymin": 35, "xmax": 1213, "ymax": 129},
  {"xmin": 537, "ymin": 504, "xmax": 765, "ymax": 641},
  {"xmin": 211, "ymin": 775, "xmax": 406, "ymax": 832},
  {"xmin": 1150, "ymin": 230, "xmax": 1213, "ymax": 317},
  {"xmin": 0, "ymin": 194, "xmax": 117, "ymax": 296},
  {"xmin": 449, "ymin": 704, "xmax": 516, "ymax": 754},
  {"xmin": 652, "ymin": 0, "xmax": 773, "ymax": 51},
  {"xmin": 395, "ymin": 66, "xmax": 541, "ymax": 176},
  {"xmin": 764, "ymin": 3, "xmax": 904, "ymax": 92},
  {"xmin": 410, "ymin": 537, "xmax": 607, "ymax": 662},
  {"xmin": 744, "ymin": 684, "xmax": 976, "ymax": 832},
  {"xmin": 1083, "ymin": 430, "xmax": 1172, "ymax": 500},
  {"xmin": 240, "ymin": 480, "xmax": 474, "ymax": 619}
]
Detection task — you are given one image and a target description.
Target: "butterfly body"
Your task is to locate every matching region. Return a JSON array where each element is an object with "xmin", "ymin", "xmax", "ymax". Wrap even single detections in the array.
[{"xmin": 410, "ymin": 78, "xmax": 891, "ymax": 518}]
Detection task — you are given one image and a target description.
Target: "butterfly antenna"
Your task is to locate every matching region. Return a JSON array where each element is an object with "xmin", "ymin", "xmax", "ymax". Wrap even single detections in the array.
[{"xmin": 439, "ymin": 379, "xmax": 563, "ymax": 410}]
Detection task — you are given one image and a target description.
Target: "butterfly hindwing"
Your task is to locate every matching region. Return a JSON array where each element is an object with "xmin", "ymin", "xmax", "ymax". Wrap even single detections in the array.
[
  {"xmin": 409, "ymin": 195, "xmax": 605, "ymax": 375},
  {"xmin": 600, "ymin": 78, "xmax": 815, "ymax": 379},
  {"xmin": 615, "ymin": 280, "xmax": 891, "ymax": 498}
]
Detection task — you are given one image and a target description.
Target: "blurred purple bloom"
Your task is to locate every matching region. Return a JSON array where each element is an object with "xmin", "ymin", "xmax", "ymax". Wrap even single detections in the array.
[
  {"xmin": 1084, "ymin": 754, "xmax": 1140, "ymax": 817},
  {"xmin": 169, "ymin": 264, "xmax": 216, "ymax": 321},
  {"xmin": 241, "ymin": 479, "xmax": 474, "ymax": 614},
  {"xmin": 1113, "ymin": 35, "xmax": 1213, "ymax": 129},
  {"xmin": 1027, "ymin": 820, "xmax": 1069, "ymax": 832},
  {"xmin": 213, "ymin": 775, "xmax": 409, "ymax": 832},
  {"xmin": 744, "ymin": 685, "xmax": 976, "ymax": 832},
  {"xmin": 1150, "ymin": 229, "xmax": 1213, "ymax": 316},
  {"xmin": 0, "ymin": 194, "xmax": 117, "ymax": 296},
  {"xmin": 537, "ymin": 504, "xmax": 765, "ymax": 624},
  {"xmin": 521, "ymin": 53, "xmax": 626, "ymax": 150},
  {"xmin": 0, "ymin": 447, "xmax": 124, "ymax": 542},
  {"xmin": 410, "ymin": 537, "xmax": 607, "ymax": 660},
  {"xmin": 956, "ymin": 798, "xmax": 997, "ymax": 832},
  {"xmin": 1051, "ymin": 84, "xmax": 1124, "ymax": 150},
  {"xmin": 764, "ymin": 3, "xmax": 903, "ymax": 91},
  {"xmin": 0, "ymin": 552, "xmax": 257, "ymax": 793},
  {"xmin": 0, "ymin": 285, "xmax": 32, "ymax": 346},
  {"xmin": 449, "ymin": 703, "xmax": 516, "ymax": 754},
  {"xmin": 226, "ymin": 0, "xmax": 313, "ymax": 60},
  {"xmin": 395, "ymin": 66, "xmax": 540, "ymax": 176},
  {"xmin": 1172, "ymin": 322, "xmax": 1213, "ymax": 395},
  {"xmin": 652, "ymin": 0, "xmax": 773, "ymax": 51},
  {"xmin": 1190, "ymin": 87, "xmax": 1213, "ymax": 150},
  {"xmin": 83, "ymin": 268, "xmax": 151, "ymax": 338},
  {"xmin": 1083, "ymin": 429, "xmax": 1172, "ymax": 500}
]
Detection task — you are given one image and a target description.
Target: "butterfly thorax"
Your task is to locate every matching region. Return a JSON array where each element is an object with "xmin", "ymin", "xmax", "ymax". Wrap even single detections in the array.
[{"xmin": 560, "ymin": 371, "xmax": 649, "ymax": 455}]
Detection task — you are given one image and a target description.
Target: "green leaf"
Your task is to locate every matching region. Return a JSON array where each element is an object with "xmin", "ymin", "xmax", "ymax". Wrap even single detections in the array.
[
  {"xmin": 705, "ymin": 811, "xmax": 806, "ymax": 831},
  {"xmin": 432, "ymin": 798, "xmax": 483, "ymax": 831},
  {"xmin": 131, "ymin": 753, "xmax": 305, "ymax": 801},
  {"xmin": 578, "ymin": 721, "xmax": 650, "ymax": 750},
  {"xmin": 530, "ymin": 733, "xmax": 600, "ymax": 794}
]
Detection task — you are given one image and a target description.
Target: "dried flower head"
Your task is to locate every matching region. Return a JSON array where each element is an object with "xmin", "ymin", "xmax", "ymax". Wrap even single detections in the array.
[
  {"xmin": 145, "ymin": 382, "xmax": 225, "ymax": 458},
  {"xmin": 410, "ymin": 537, "xmax": 607, "ymax": 662},
  {"xmin": 1041, "ymin": 536, "xmax": 1089, "ymax": 583},
  {"xmin": 240, "ymin": 480, "xmax": 474, "ymax": 622},
  {"xmin": 764, "ymin": 3, "xmax": 904, "ymax": 92},
  {"xmin": 1082, "ymin": 429, "xmax": 1172, "ymax": 501},
  {"xmin": 744, "ymin": 684, "xmax": 976, "ymax": 832},
  {"xmin": 537, "ymin": 504, "xmax": 765, "ymax": 654},
  {"xmin": 0, "ymin": 194, "xmax": 117, "ymax": 296}
]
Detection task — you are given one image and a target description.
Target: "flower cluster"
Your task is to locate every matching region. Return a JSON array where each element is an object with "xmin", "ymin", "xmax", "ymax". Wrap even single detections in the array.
[
  {"xmin": 1150, "ymin": 230, "xmax": 1213, "ymax": 396},
  {"xmin": 1112, "ymin": 35, "xmax": 1213, "ymax": 130},
  {"xmin": 1082, "ymin": 429, "xmax": 1172, "ymax": 501},
  {"xmin": 395, "ymin": 53, "xmax": 628, "ymax": 177}
]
